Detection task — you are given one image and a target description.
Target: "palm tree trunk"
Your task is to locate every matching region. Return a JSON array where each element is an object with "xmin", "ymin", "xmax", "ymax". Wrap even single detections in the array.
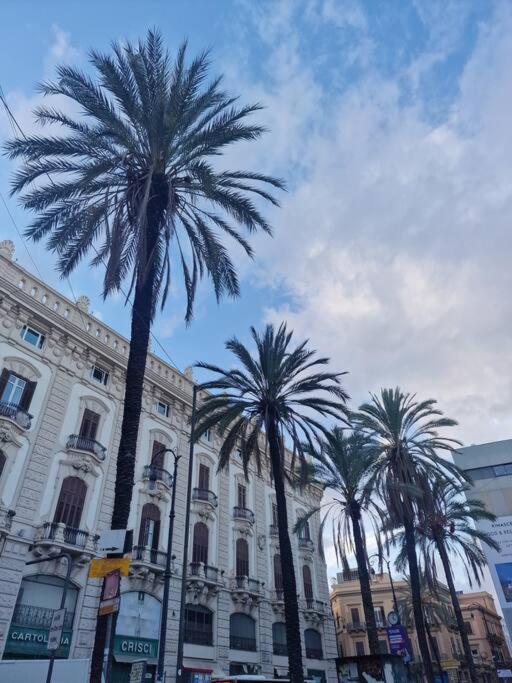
[
  {"xmin": 424, "ymin": 615, "xmax": 443, "ymax": 675},
  {"xmin": 349, "ymin": 504, "xmax": 380, "ymax": 655},
  {"xmin": 266, "ymin": 412, "xmax": 305, "ymax": 683},
  {"xmin": 436, "ymin": 535, "xmax": 478, "ymax": 683},
  {"xmin": 90, "ymin": 175, "xmax": 167, "ymax": 683},
  {"xmin": 403, "ymin": 515, "xmax": 435, "ymax": 683}
]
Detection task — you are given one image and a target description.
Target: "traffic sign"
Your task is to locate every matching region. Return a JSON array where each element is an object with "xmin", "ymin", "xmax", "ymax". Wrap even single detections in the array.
[
  {"xmin": 97, "ymin": 529, "xmax": 132, "ymax": 556},
  {"xmin": 89, "ymin": 557, "xmax": 130, "ymax": 578},
  {"xmin": 102, "ymin": 569, "xmax": 120, "ymax": 600},
  {"xmin": 99, "ymin": 596, "xmax": 120, "ymax": 616},
  {"xmin": 386, "ymin": 624, "xmax": 408, "ymax": 656},
  {"xmin": 47, "ymin": 608, "xmax": 66, "ymax": 650}
]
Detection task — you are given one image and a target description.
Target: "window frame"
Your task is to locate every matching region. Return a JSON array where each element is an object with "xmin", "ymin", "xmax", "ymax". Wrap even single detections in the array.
[
  {"xmin": 90, "ymin": 365, "xmax": 109, "ymax": 386},
  {"xmin": 155, "ymin": 400, "xmax": 170, "ymax": 418},
  {"xmin": 20, "ymin": 324, "xmax": 46, "ymax": 350}
]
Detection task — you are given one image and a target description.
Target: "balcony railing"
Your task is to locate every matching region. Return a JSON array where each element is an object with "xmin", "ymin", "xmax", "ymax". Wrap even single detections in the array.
[
  {"xmin": 132, "ymin": 545, "xmax": 167, "ymax": 567},
  {"xmin": 66, "ymin": 434, "xmax": 106, "ymax": 460},
  {"xmin": 188, "ymin": 563, "xmax": 219, "ymax": 582},
  {"xmin": 271, "ymin": 589, "xmax": 284, "ymax": 602},
  {"xmin": 305, "ymin": 647, "xmax": 323, "ymax": 660},
  {"xmin": 233, "ymin": 576, "xmax": 262, "ymax": 593},
  {"xmin": 11, "ymin": 604, "xmax": 74, "ymax": 629},
  {"xmin": 304, "ymin": 598, "xmax": 326, "ymax": 613},
  {"xmin": 273, "ymin": 643, "xmax": 288, "ymax": 656},
  {"xmin": 298, "ymin": 537, "xmax": 314, "ymax": 551},
  {"xmin": 143, "ymin": 465, "xmax": 172, "ymax": 488},
  {"xmin": 185, "ymin": 627, "xmax": 213, "ymax": 646},
  {"xmin": 0, "ymin": 400, "xmax": 32, "ymax": 429},
  {"xmin": 347, "ymin": 621, "xmax": 366, "ymax": 632},
  {"xmin": 269, "ymin": 524, "xmax": 279, "ymax": 536},
  {"xmin": 38, "ymin": 522, "xmax": 96, "ymax": 550},
  {"xmin": 233, "ymin": 506, "xmax": 255, "ymax": 523},
  {"xmin": 230, "ymin": 635, "xmax": 257, "ymax": 651},
  {"xmin": 192, "ymin": 488, "xmax": 218, "ymax": 507}
]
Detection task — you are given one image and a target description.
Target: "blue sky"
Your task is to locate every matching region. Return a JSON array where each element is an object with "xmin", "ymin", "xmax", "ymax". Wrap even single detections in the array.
[
  {"xmin": 1, "ymin": 1, "xmax": 511, "ymax": 444},
  {"xmin": 2, "ymin": 0, "xmax": 512, "ymax": 588}
]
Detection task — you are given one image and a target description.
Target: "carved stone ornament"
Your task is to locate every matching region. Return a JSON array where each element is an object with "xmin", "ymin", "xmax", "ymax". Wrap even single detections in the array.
[{"xmin": 257, "ymin": 534, "xmax": 266, "ymax": 551}]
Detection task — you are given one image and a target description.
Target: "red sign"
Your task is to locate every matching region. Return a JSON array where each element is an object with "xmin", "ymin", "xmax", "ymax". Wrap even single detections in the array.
[{"xmin": 102, "ymin": 569, "xmax": 120, "ymax": 601}]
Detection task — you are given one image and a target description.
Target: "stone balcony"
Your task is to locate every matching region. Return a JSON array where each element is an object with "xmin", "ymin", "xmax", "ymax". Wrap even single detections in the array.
[
  {"xmin": 270, "ymin": 589, "xmax": 285, "ymax": 616},
  {"xmin": 230, "ymin": 575, "xmax": 264, "ymax": 609},
  {"xmin": 298, "ymin": 537, "xmax": 314, "ymax": 552},
  {"xmin": 191, "ymin": 488, "xmax": 218, "ymax": 513},
  {"xmin": 302, "ymin": 598, "xmax": 328, "ymax": 625},
  {"xmin": 346, "ymin": 621, "xmax": 366, "ymax": 632},
  {"xmin": 32, "ymin": 522, "xmax": 98, "ymax": 565},
  {"xmin": 66, "ymin": 434, "xmax": 106, "ymax": 461},
  {"xmin": 129, "ymin": 545, "xmax": 167, "ymax": 582},
  {"xmin": 0, "ymin": 505, "xmax": 15, "ymax": 541},
  {"xmin": 0, "ymin": 400, "xmax": 32, "ymax": 440},
  {"xmin": 186, "ymin": 562, "xmax": 221, "ymax": 605},
  {"xmin": 142, "ymin": 464, "xmax": 173, "ymax": 492}
]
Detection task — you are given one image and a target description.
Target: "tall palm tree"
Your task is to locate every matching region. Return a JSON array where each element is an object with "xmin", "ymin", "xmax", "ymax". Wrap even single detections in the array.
[
  {"xmin": 5, "ymin": 30, "xmax": 284, "ymax": 530},
  {"xmin": 396, "ymin": 476, "xmax": 500, "ymax": 683},
  {"xmin": 352, "ymin": 387, "xmax": 463, "ymax": 683},
  {"xmin": 193, "ymin": 323, "xmax": 347, "ymax": 683},
  {"xmin": 295, "ymin": 427, "xmax": 384, "ymax": 655}
]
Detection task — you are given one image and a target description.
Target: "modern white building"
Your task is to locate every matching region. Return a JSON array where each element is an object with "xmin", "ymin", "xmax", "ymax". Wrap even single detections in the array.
[{"xmin": 0, "ymin": 239, "xmax": 337, "ymax": 683}]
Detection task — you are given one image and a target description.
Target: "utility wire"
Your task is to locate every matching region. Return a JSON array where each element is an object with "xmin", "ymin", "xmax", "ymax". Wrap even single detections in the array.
[{"xmin": 0, "ymin": 84, "xmax": 182, "ymax": 373}]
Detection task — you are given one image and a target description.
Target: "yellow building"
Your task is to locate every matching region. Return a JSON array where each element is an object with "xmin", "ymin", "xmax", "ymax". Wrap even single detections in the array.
[{"xmin": 330, "ymin": 571, "xmax": 511, "ymax": 682}]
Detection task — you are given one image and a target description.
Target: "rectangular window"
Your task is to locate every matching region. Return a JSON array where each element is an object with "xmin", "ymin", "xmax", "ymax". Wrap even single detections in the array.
[
  {"xmin": 374, "ymin": 606, "xmax": 386, "ymax": 627},
  {"xmin": 91, "ymin": 365, "xmax": 109, "ymax": 385},
  {"xmin": 0, "ymin": 370, "xmax": 35, "ymax": 411},
  {"xmin": 238, "ymin": 484, "xmax": 247, "ymax": 509},
  {"xmin": 156, "ymin": 401, "xmax": 169, "ymax": 417},
  {"xmin": 198, "ymin": 464, "xmax": 210, "ymax": 491},
  {"xmin": 79, "ymin": 409, "xmax": 100, "ymax": 441},
  {"xmin": 465, "ymin": 621, "xmax": 473, "ymax": 635},
  {"xmin": 20, "ymin": 325, "xmax": 45, "ymax": 349},
  {"xmin": 203, "ymin": 429, "xmax": 211, "ymax": 442},
  {"xmin": 355, "ymin": 641, "xmax": 365, "ymax": 656},
  {"xmin": 351, "ymin": 608, "xmax": 360, "ymax": 625}
]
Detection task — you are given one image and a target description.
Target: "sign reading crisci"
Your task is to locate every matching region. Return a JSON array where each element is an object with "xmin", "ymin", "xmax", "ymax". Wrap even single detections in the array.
[{"xmin": 113, "ymin": 635, "xmax": 158, "ymax": 659}]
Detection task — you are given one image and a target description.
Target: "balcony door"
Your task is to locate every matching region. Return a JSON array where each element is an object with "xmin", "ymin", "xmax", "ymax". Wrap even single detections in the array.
[
  {"xmin": 79, "ymin": 409, "xmax": 100, "ymax": 441},
  {"xmin": 139, "ymin": 503, "xmax": 161, "ymax": 557},
  {"xmin": 53, "ymin": 477, "xmax": 87, "ymax": 529},
  {"xmin": 198, "ymin": 464, "xmax": 210, "ymax": 491}
]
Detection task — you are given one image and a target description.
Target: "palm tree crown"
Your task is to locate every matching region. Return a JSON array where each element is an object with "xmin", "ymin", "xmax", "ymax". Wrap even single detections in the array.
[
  {"xmin": 194, "ymin": 323, "xmax": 348, "ymax": 474},
  {"xmin": 5, "ymin": 29, "xmax": 284, "ymax": 320}
]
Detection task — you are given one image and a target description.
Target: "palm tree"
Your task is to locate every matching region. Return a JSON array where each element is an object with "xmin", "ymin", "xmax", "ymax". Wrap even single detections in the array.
[
  {"xmin": 5, "ymin": 30, "xmax": 284, "ymax": 530},
  {"xmin": 352, "ymin": 387, "xmax": 463, "ymax": 683},
  {"xmin": 396, "ymin": 476, "xmax": 500, "ymax": 683},
  {"xmin": 398, "ymin": 574, "xmax": 456, "ymax": 676},
  {"xmin": 295, "ymin": 427, "xmax": 384, "ymax": 655},
  {"xmin": 193, "ymin": 323, "xmax": 347, "ymax": 683}
]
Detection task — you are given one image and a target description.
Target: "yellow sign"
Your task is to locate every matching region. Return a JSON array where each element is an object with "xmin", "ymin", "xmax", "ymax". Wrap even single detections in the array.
[{"xmin": 89, "ymin": 557, "xmax": 130, "ymax": 578}]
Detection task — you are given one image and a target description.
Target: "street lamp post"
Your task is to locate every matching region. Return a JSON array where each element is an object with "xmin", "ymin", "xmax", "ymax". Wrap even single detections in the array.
[
  {"xmin": 369, "ymin": 554, "xmax": 400, "ymax": 619},
  {"xmin": 156, "ymin": 448, "xmax": 181, "ymax": 683}
]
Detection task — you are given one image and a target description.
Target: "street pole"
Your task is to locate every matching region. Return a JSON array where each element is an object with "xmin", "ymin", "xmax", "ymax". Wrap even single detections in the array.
[
  {"xmin": 175, "ymin": 384, "xmax": 197, "ymax": 683},
  {"xmin": 386, "ymin": 559, "xmax": 400, "ymax": 618},
  {"xmin": 156, "ymin": 449, "xmax": 181, "ymax": 683},
  {"xmin": 26, "ymin": 553, "xmax": 73, "ymax": 683}
]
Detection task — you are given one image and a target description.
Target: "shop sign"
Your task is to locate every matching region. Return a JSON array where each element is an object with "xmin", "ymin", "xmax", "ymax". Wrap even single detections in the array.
[
  {"xmin": 113, "ymin": 635, "xmax": 158, "ymax": 659},
  {"xmin": 5, "ymin": 625, "xmax": 72, "ymax": 657}
]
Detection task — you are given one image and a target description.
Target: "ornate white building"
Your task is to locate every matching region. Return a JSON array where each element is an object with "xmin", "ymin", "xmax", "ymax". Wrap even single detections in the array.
[{"xmin": 0, "ymin": 239, "xmax": 337, "ymax": 683}]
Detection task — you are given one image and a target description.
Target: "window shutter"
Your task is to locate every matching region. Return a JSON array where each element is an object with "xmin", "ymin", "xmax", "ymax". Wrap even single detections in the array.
[
  {"xmin": 152, "ymin": 441, "xmax": 165, "ymax": 469},
  {"xmin": 19, "ymin": 380, "xmax": 36, "ymax": 411},
  {"xmin": 79, "ymin": 409, "xmax": 100, "ymax": 440},
  {"xmin": 0, "ymin": 369, "xmax": 9, "ymax": 399}
]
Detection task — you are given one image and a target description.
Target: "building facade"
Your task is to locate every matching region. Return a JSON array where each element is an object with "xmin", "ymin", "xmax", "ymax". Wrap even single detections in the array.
[
  {"xmin": 330, "ymin": 571, "xmax": 511, "ymax": 682},
  {"xmin": 454, "ymin": 439, "xmax": 512, "ymax": 646},
  {"xmin": 0, "ymin": 240, "xmax": 337, "ymax": 683}
]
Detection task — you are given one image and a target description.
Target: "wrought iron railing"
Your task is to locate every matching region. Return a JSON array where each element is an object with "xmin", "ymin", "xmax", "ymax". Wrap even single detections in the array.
[
  {"xmin": 0, "ymin": 401, "xmax": 32, "ymax": 429},
  {"xmin": 273, "ymin": 642, "xmax": 287, "ymax": 656},
  {"xmin": 347, "ymin": 621, "xmax": 366, "ymax": 632},
  {"xmin": 132, "ymin": 545, "xmax": 167, "ymax": 567},
  {"xmin": 304, "ymin": 598, "xmax": 326, "ymax": 612},
  {"xmin": 192, "ymin": 488, "xmax": 218, "ymax": 506},
  {"xmin": 233, "ymin": 576, "xmax": 261, "ymax": 593},
  {"xmin": 184, "ymin": 626, "xmax": 213, "ymax": 646},
  {"xmin": 11, "ymin": 604, "xmax": 73, "ymax": 629},
  {"xmin": 40, "ymin": 521, "xmax": 93, "ymax": 549},
  {"xmin": 233, "ymin": 506, "xmax": 255, "ymax": 523},
  {"xmin": 305, "ymin": 647, "xmax": 323, "ymax": 660},
  {"xmin": 66, "ymin": 434, "xmax": 106, "ymax": 460},
  {"xmin": 143, "ymin": 465, "xmax": 172, "ymax": 487},
  {"xmin": 230, "ymin": 635, "xmax": 257, "ymax": 651}
]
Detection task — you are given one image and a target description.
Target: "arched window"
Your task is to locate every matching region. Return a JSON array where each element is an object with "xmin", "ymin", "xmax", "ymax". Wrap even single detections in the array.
[
  {"xmin": 192, "ymin": 522, "xmax": 209, "ymax": 565},
  {"xmin": 236, "ymin": 538, "xmax": 249, "ymax": 577},
  {"xmin": 54, "ymin": 477, "xmax": 87, "ymax": 529},
  {"xmin": 138, "ymin": 503, "xmax": 161, "ymax": 558},
  {"xmin": 0, "ymin": 451, "xmax": 5, "ymax": 479},
  {"xmin": 274, "ymin": 554, "xmax": 283, "ymax": 592},
  {"xmin": 303, "ymin": 565, "xmax": 313, "ymax": 600},
  {"xmin": 272, "ymin": 622, "xmax": 287, "ymax": 656},
  {"xmin": 305, "ymin": 629, "xmax": 323, "ymax": 659},
  {"xmin": 230, "ymin": 613, "xmax": 256, "ymax": 651},
  {"xmin": 185, "ymin": 604, "xmax": 213, "ymax": 645}
]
